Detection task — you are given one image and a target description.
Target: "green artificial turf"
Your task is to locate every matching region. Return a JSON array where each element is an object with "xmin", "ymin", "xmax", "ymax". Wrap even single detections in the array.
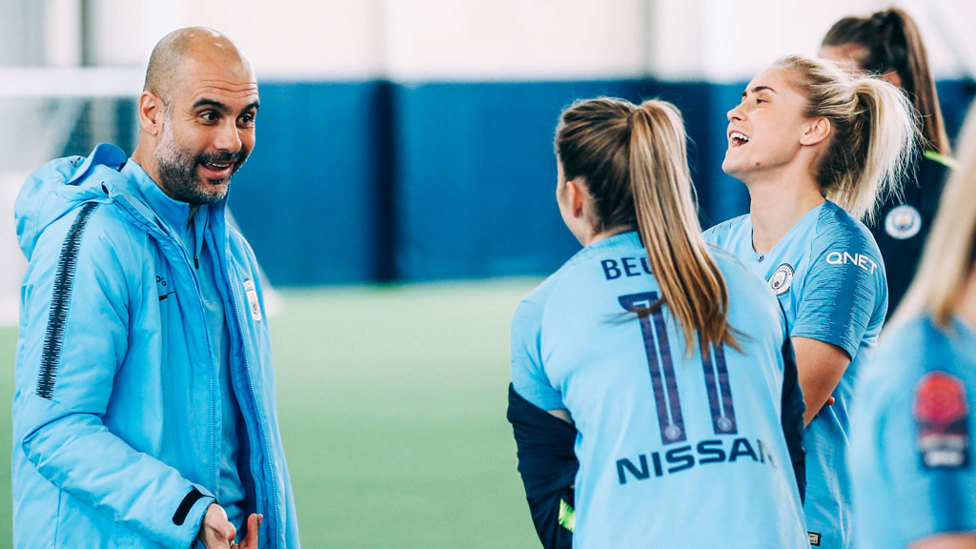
[{"xmin": 0, "ymin": 279, "xmax": 542, "ymax": 547}]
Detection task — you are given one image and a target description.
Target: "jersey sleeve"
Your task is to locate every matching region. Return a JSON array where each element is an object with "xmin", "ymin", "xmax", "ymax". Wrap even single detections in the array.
[
  {"xmin": 508, "ymin": 290, "xmax": 576, "ymax": 549},
  {"xmin": 510, "ymin": 296, "xmax": 564, "ymax": 410},
  {"xmin": 791, "ymin": 226, "xmax": 886, "ymax": 358},
  {"xmin": 870, "ymin": 369, "xmax": 976, "ymax": 542}
]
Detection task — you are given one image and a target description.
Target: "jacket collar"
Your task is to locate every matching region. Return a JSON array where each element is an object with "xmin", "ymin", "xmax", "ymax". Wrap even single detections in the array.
[{"xmin": 120, "ymin": 160, "xmax": 213, "ymax": 260}]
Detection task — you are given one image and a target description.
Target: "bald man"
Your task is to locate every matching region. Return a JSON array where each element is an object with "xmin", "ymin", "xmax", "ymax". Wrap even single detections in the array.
[{"xmin": 12, "ymin": 28, "xmax": 300, "ymax": 549}]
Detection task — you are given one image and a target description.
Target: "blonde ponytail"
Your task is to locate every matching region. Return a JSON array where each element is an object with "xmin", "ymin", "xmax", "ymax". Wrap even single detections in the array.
[
  {"xmin": 629, "ymin": 102, "xmax": 738, "ymax": 354},
  {"xmin": 556, "ymin": 98, "xmax": 739, "ymax": 355},
  {"xmin": 778, "ymin": 55, "xmax": 916, "ymax": 222}
]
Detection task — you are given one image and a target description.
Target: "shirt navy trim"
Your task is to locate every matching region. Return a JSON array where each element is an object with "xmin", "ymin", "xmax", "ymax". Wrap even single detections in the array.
[{"xmin": 36, "ymin": 202, "xmax": 101, "ymax": 400}]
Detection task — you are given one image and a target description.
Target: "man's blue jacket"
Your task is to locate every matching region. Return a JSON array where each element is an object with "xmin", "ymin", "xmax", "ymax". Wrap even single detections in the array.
[{"xmin": 12, "ymin": 144, "xmax": 301, "ymax": 548}]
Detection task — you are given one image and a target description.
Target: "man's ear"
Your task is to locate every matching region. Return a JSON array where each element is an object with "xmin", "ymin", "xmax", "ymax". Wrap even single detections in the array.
[
  {"xmin": 800, "ymin": 117, "xmax": 831, "ymax": 147},
  {"xmin": 138, "ymin": 91, "xmax": 164, "ymax": 136}
]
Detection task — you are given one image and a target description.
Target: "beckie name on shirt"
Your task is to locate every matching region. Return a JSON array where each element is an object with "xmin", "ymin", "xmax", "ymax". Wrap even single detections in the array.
[{"xmin": 601, "ymin": 257, "xmax": 652, "ymax": 281}]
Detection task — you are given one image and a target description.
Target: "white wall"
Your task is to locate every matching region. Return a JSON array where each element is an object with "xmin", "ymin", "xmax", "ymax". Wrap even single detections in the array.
[
  {"xmin": 6, "ymin": 0, "xmax": 968, "ymax": 81},
  {"xmin": 384, "ymin": 0, "xmax": 646, "ymax": 80},
  {"xmin": 85, "ymin": 0, "xmax": 386, "ymax": 79},
  {"xmin": 648, "ymin": 0, "xmax": 973, "ymax": 82}
]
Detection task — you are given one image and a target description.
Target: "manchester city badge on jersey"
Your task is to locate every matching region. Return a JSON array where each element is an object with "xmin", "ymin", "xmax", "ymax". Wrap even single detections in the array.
[
  {"xmin": 768, "ymin": 263, "xmax": 794, "ymax": 296},
  {"xmin": 885, "ymin": 204, "xmax": 922, "ymax": 240},
  {"xmin": 914, "ymin": 371, "xmax": 969, "ymax": 468}
]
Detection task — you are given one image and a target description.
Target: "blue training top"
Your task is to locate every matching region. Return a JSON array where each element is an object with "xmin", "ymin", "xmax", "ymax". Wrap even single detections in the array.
[
  {"xmin": 852, "ymin": 315, "xmax": 976, "ymax": 548},
  {"xmin": 704, "ymin": 201, "xmax": 887, "ymax": 549},
  {"xmin": 511, "ymin": 231, "xmax": 807, "ymax": 548}
]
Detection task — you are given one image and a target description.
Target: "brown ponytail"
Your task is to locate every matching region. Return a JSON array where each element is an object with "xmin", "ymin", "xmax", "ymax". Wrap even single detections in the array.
[
  {"xmin": 556, "ymin": 98, "xmax": 738, "ymax": 354},
  {"xmin": 822, "ymin": 7, "xmax": 950, "ymax": 155}
]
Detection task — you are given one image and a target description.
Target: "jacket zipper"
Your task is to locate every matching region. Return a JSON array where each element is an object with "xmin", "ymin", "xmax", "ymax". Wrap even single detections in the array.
[
  {"xmin": 174, "ymin": 242, "xmax": 219, "ymax": 492},
  {"xmin": 115, "ymin": 199, "xmax": 221, "ymax": 498},
  {"xmin": 224, "ymin": 242, "xmax": 282, "ymax": 547},
  {"xmin": 114, "ymin": 195, "xmax": 256, "ymax": 538}
]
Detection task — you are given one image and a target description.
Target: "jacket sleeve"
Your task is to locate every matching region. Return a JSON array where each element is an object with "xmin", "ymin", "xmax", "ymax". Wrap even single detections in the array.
[
  {"xmin": 14, "ymin": 205, "xmax": 214, "ymax": 548},
  {"xmin": 507, "ymin": 384, "xmax": 578, "ymax": 549},
  {"xmin": 780, "ymin": 328, "xmax": 807, "ymax": 502}
]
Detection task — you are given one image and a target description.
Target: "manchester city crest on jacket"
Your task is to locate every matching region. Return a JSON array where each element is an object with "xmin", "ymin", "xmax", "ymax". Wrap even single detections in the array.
[{"xmin": 884, "ymin": 204, "xmax": 922, "ymax": 240}]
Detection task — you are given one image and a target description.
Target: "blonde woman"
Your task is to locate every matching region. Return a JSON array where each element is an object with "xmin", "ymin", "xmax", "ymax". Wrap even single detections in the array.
[
  {"xmin": 508, "ymin": 98, "xmax": 807, "ymax": 548},
  {"xmin": 704, "ymin": 56, "xmax": 915, "ymax": 548},
  {"xmin": 851, "ymin": 107, "xmax": 976, "ymax": 549}
]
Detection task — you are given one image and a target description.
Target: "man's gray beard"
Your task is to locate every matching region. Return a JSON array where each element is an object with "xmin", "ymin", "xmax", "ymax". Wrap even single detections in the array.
[{"xmin": 154, "ymin": 122, "xmax": 235, "ymax": 205}]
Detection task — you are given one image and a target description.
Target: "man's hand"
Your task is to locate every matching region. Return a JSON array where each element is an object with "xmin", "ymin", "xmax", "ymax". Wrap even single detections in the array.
[
  {"xmin": 199, "ymin": 504, "xmax": 236, "ymax": 549},
  {"xmin": 199, "ymin": 504, "xmax": 263, "ymax": 549},
  {"xmin": 232, "ymin": 513, "xmax": 263, "ymax": 549}
]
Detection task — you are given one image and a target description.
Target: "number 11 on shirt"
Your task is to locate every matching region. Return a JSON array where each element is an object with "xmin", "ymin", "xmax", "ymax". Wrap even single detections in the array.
[{"xmin": 618, "ymin": 292, "xmax": 737, "ymax": 445}]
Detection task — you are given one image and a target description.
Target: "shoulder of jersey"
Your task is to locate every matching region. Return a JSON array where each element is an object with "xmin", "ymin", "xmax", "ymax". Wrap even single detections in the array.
[
  {"xmin": 814, "ymin": 202, "xmax": 880, "ymax": 252},
  {"xmin": 520, "ymin": 268, "xmax": 564, "ymax": 312},
  {"xmin": 868, "ymin": 315, "xmax": 976, "ymax": 449},
  {"xmin": 519, "ymin": 243, "xmax": 606, "ymax": 312},
  {"xmin": 871, "ymin": 316, "xmax": 951, "ymax": 380},
  {"xmin": 702, "ymin": 214, "xmax": 749, "ymax": 245}
]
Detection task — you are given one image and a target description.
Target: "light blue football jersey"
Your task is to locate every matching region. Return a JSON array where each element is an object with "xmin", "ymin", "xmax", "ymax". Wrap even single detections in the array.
[
  {"xmin": 852, "ymin": 315, "xmax": 976, "ymax": 548},
  {"xmin": 511, "ymin": 231, "xmax": 807, "ymax": 548},
  {"xmin": 704, "ymin": 201, "xmax": 888, "ymax": 549}
]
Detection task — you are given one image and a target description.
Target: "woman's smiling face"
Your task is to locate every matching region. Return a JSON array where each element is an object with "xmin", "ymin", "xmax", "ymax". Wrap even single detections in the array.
[{"xmin": 722, "ymin": 66, "xmax": 815, "ymax": 182}]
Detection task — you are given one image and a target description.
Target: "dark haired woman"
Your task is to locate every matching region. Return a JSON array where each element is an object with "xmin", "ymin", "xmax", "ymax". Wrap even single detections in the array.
[{"xmin": 821, "ymin": 7, "xmax": 954, "ymax": 312}]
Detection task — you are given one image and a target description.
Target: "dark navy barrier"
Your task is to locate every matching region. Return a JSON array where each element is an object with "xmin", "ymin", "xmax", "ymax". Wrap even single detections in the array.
[
  {"xmin": 228, "ymin": 81, "xmax": 393, "ymax": 285},
  {"xmin": 59, "ymin": 78, "xmax": 975, "ymax": 285},
  {"xmin": 391, "ymin": 80, "xmax": 657, "ymax": 281}
]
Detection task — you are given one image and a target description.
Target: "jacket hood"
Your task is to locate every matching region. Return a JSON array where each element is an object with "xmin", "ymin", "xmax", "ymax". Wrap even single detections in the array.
[{"xmin": 15, "ymin": 143, "xmax": 129, "ymax": 260}]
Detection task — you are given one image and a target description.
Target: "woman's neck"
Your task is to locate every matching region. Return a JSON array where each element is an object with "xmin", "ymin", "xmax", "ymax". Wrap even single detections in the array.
[
  {"xmin": 582, "ymin": 225, "xmax": 631, "ymax": 247},
  {"xmin": 745, "ymin": 171, "xmax": 825, "ymax": 254}
]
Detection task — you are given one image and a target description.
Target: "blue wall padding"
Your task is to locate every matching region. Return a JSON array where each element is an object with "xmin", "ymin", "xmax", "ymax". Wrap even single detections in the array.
[
  {"xmin": 937, "ymin": 80, "xmax": 976, "ymax": 147},
  {"xmin": 228, "ymin": 81, "xmax": 392, "ymax": 285},
  {"xmin": 58, "ymin": 79, "xmax": 975, "ymax": 285},
  {"xmin": 392, "ymin": 80, "xmax": 660, "ymax": 281},
  {"xmin": 391, "ymin": 78, "xmax": 975, "ymax": 281}
]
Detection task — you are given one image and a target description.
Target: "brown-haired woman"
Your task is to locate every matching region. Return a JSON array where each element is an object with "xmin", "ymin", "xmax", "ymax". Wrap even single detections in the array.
[
  {"xmin": 704, "ymin": 55, "xmax": 916, "ymax": 549},
  {"xmin": 508, "ymin": 97, "xmax": 807, "ymax": 548},
  {"xmin": 821, "ymin": 7, "xmax": 954, "ymax": 312}
]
